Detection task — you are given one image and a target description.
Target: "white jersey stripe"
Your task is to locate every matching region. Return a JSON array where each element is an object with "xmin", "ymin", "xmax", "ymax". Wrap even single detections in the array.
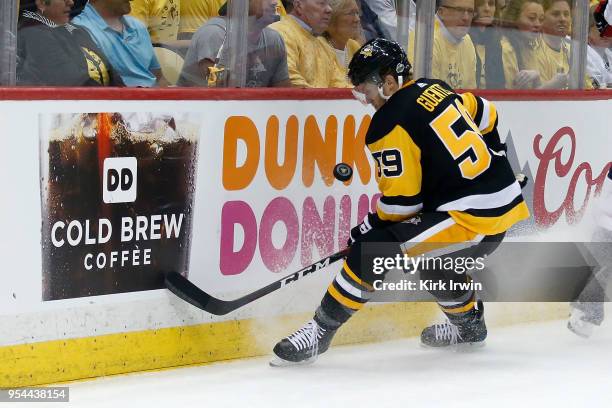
[
  {"xmin": 378, "ymin": 200, "xmax": 423, "ymax": 216},
  {"xmin": 436, "ymin": 182, "xmax": 521, "ymax": 212},
  {"xmin": 478, "ymin": 98, "xmax": 491, "ymax": 132}
]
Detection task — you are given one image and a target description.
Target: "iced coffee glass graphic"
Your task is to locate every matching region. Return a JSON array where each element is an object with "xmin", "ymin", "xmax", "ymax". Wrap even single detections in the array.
[{"xmin": 41, "ymin": 113, "xmax": 199, "ymax": 300}]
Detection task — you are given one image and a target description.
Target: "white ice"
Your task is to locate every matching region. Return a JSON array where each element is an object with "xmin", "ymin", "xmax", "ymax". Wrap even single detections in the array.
[{"xmin": 45, "ymin": 313, "xmax": 612, "ymax": 408}]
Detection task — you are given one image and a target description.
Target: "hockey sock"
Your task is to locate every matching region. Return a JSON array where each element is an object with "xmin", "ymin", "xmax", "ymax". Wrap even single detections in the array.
[
  {"xmin": 427, "ymin": 271, "xmax": 479, "ymax": 325},
  {"xmin": 314, "ymin": 261, "xmax": 375, "ymax": 330},
  {"xmin": 438, "ymin": 290, "xmax": 478, "ymax": 326}
]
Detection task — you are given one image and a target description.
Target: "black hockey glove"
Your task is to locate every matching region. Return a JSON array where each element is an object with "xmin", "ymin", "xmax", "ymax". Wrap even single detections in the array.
[
  {"xmin": 595, "ymin": 0, "xmax": 612, "ymax": 38},
  {"xmin": 348, "ymin": 212, "xmax": 393, "ymax": 246}
]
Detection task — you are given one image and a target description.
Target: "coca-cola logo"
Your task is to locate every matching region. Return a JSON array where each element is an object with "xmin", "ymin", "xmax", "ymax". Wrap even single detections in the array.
[{"xmin": 533, "ymin": 126, "xmax": 611, "ymax": 227}]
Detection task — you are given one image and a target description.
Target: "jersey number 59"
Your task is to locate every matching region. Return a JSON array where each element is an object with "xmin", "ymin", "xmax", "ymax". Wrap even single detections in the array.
[
  {"xmin": 430, "ymin": 101, "xmax": 492, "ymax": 180},
  {"xmin": 371, "ymin": 149, "xmax": 403, "ymax": 178}
]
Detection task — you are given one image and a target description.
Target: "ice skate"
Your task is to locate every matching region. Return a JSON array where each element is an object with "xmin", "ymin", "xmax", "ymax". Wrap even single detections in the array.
[
  {"xmin": 421, "ymin": 301, "xmax": 487, "ymax": 348},
  {"xmin": 567, "ymin": 307, "xmax": 601, "ymax": 338},
  {"xmin": 270, "ymin": 319, "xmax": 336, "ymax": 367}
]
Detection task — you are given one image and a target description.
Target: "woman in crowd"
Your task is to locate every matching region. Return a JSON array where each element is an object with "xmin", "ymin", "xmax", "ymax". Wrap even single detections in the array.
[
  {"xmin": 500, "ymin": 0, "xmax": 544, "ymax": 88},
  {"xmin": 17, "ymin": 0, "xmax": 123, "ymax": 86},
  {"xmin": 470, "ymin": 0, "xmax": 506, "ymax": 88},
  {"xmin": 323, "ymin": 0, "xmax": 363, "ymax": 74},
  {"xmin": 535, "ymin": 0, "xmax": 572, "ymax": 88}
]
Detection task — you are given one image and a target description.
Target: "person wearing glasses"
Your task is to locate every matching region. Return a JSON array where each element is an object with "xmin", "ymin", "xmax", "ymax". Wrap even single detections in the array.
[
  {"xmin": 433, "ymin": 0, "xmax": 478, "ymax": 89},
  {"xmin": 323, "ymin": 0, "xmax": 364, "ymax": 73}
]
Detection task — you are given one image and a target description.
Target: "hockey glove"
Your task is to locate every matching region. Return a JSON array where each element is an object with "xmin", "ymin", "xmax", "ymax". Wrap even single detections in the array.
[
  {"xmin": 595, "ymin": 0, "xmax": 612, "ymax": 38},
  {"xmin": 348, "ymin": 212, "xmax": 393, "ymax": 246}
]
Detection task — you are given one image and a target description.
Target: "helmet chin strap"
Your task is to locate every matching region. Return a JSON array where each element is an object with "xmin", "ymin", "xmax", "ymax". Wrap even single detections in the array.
[{"xmin": 377, "ymin": 75, "xmax": 404, "ymax": 100}]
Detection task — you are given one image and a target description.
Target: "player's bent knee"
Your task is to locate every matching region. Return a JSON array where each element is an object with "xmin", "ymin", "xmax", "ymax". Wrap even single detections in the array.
[{"xmin": 345, "ymin": 228, "xmax": 403, "ymax": 286}]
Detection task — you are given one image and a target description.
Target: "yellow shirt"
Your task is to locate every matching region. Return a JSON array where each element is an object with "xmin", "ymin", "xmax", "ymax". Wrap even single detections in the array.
[
  {"xmin": 535, "ymin": 37, "xmax": 570, "ymax": 83},
  {"xmin": 329, "ymin": 38, "xmax": 361, "ymax": 75},
  {"xmin": 179, "ymin": 0, "xmax": 286, "ymax": 35},
  {"xmin": 348, "ymin": 38, "xmax": 361, "ymax": 61},
  {"xmin": 270, "ymin": 17, "xmax": 350, "ymax": 88},
  {"xmin": 178, "ymin": 0, "xmax": 225, "ymax": 35},
  {"xmin": 431, "ymin": 20, "xmax": 477, "ymax": 89},
  {"xmin": 500, "ymin": 35, "xmax": 539, "ymax": 89},
  {"xmin": 130, "ymin": 0, "xmax": 180, "ymax": 42}
]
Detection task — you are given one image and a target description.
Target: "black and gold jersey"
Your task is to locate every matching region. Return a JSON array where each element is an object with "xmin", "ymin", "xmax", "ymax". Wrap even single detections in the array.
[{"xmin": 367, "ymin": 78, "xmax": 529, "ymax": 235}]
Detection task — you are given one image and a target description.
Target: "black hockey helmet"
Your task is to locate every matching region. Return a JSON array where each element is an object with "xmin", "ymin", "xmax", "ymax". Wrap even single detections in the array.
[{"xmin": 348, "ymin": 38, "xmax": 411, "ymax": 87}]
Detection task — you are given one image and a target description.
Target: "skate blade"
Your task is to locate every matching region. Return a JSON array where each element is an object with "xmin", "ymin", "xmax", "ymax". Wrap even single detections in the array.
[
  {"xmin": 269, "ymin": 355, "xmax": 317, "ymax": 367},
  {"xmin": 567, "ymin": 321, "xmax": 595, "ymax": 339},
  {"xmin": 419, "ymin": 341, "xmax": 486, "ymax": 351}
]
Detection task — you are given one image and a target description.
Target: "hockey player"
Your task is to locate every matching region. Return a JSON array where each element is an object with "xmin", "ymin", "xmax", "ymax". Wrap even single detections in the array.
[
  {"xmin": 595, "ymin": 0, "xmax": 612, "ymax": 38},
  {"xmin": 270, "ymin": 38, "xmax": 530, "ymax": 366},
  {"xmin": 568, "ymin": 166, "xmax": 612, "ymax": 337}
]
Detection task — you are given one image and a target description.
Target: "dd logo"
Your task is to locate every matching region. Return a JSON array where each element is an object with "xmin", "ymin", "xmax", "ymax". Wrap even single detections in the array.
[{"xmin": 103, "ymin": 157, "xmax": 137, "ymax": 203}]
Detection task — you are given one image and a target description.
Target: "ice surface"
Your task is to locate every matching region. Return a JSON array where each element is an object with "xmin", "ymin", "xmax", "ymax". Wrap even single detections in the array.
[{"xmin": 50, "ymin": 310, "xmax": 612, "ymax": 408}]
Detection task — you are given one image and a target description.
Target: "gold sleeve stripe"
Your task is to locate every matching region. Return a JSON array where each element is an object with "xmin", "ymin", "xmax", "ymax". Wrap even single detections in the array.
[
  {"xmin": 402, "ymin": 221, "xmax": 480, "ymax": 257},
  {"xmin": 327, "ymin": 284, "xmax": 365, "ymax": 310},
  {"xmin": 459, "ymin": 92, "xmax": 478, "ymax": 118},
  {"xmin": 449, "ymin": 200, "xmax": 530, "ymax": 236},
  {"xmin": 343, "ymin": 262, "xmax": 374, "ymax": 291}
]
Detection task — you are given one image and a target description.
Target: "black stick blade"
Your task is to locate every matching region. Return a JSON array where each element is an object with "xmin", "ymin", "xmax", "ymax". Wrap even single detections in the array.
[{"xmin": 165, "ymin": 272, "xmax": 229, "ymax": 314}]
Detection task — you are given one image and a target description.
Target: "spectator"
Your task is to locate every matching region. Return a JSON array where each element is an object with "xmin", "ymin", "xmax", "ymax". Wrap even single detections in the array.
[
  {"xmin": 535, "ymin": 0, "xmax": 571, "ymax": 88},
  {"xmin": 594, "ymin": 0, "xmax": 612, "ymax": 38},
  {"xmin": 129, "ymin": 0, "xmax": 181, "ymax": 44},
  {"xmin": 270, "ymin": 0, "xmax": 350, "ymax": 87},
  {"xmin": 587, "ymin": 4, "xmax": 612, "ymax": 87},
  {"xmin": 433, "ymin": 0, "xmax": 478, "ymax": 89},
  {"xmin": 361, "ymin": 0, "xmax": 397, "ymax": 40},
  {"xmin": 73, "ymin": 0, "xmax": 167, "ymax": 87},
  {"xmin": 500, "ymin": 0, "xmax": 544, "ymax": 88},
  {"xmin": 323, "ymin": 0, "xmax": 363, "ymax": 73},
  {"xmin": 70, "ymin": 0, "xmax": 89, "ymax": 18},
  {"xmin": 178, "ymin": 0, "xmax": 225, "ymax": 40},
  {"xmin": 495, "ymin": 0, "xmax": 507, "ymax": 19},
  {"xmin": 177, "ymin": 0, "xmax": 290, "ymax": 87},
  {"xmin": 17, "ymin": 0, "xmax": 123, "ymax": 86},
  {"xmin": 470, "ymin": 0, "xmax": 506, "ymax": 88},
  {"xmin": 178, "ymin": 0, "xmax": 286, "ymax": 40}
]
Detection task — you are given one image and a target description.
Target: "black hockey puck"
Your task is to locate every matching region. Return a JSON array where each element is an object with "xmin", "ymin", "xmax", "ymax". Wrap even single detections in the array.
[{"xmin": 333, "ymin": 163, "xmax": 353, "ymax": 182}]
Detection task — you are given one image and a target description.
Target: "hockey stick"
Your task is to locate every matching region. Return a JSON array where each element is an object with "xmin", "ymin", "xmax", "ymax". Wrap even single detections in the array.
[{"xmin": 165, "ymin": 248, "xmax": 349, "ymax": 315}]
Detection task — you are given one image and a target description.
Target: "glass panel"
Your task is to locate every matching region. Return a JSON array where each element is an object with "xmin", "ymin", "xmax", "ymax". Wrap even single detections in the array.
[
  {"xmin": 0, "ymin": 0, "xmax": 17, "ymax": 86},
  {"xmin": 0, "ymin": 0, "xmax": 603, "ymax": 88},
  {"xmin": 406, "ymin": 0, "xmax": 597, "ymax": 90}
]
